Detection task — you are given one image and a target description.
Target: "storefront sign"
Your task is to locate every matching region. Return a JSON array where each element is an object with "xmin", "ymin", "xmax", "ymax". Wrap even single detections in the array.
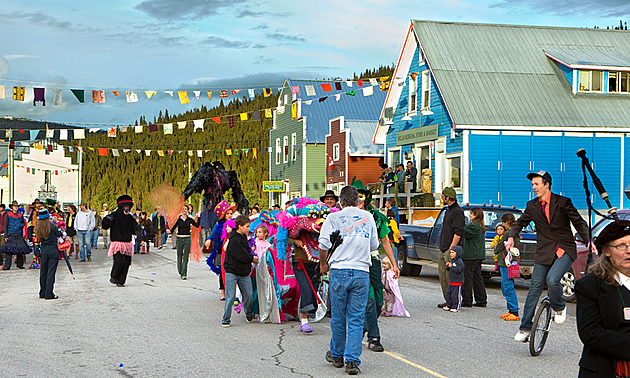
[
  {"xmin": 263, "ymin": 181, "xmax": 285, "ymax": 192},
  {"xmin": 396, "ymin": 124, "xmax": 438, "ymax": 146}
]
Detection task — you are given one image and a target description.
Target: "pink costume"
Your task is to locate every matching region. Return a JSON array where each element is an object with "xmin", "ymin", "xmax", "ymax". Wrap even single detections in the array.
[{"xmin": 381, "ymin": 269, "xmax": 410, "ymax": 317}]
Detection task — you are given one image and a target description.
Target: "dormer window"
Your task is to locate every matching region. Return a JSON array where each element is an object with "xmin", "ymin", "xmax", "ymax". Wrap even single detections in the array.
[
  {"xmin": 579, "ymin": 70, "xmax": 603, "ymax": 92},
  {"xmin": 608, "ymin": 72, "xmax": 630, "ymax": 93}
]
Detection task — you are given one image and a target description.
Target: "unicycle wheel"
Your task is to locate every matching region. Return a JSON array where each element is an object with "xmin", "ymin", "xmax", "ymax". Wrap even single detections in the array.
[{"xmin": 529, "ymin": 300, "xmax": 552, "ymax": 356}]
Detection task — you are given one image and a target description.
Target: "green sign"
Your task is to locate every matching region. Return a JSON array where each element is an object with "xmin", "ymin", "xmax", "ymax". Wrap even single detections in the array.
[
  {"xmin": 396, "ymin": 124, "xmax": 438, "ymax": 146},
  {"xmin": 263, "ymin": 181, "xmax": 285, "ymax": 192}
]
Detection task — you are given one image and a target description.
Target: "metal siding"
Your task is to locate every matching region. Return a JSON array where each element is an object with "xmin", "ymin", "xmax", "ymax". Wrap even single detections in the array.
[
  {"xmin": 305, "ymin": 144, "xmax": 326, "ymax": 198},
  {"xmin": 346, "ymin": 121, "xmax": 384, "ymax": 154},
  {"xmin": 625, "ymin": 136, "xmax": 630, "ymax": 209},
  {"xmin": 593, "ymin": 135, "xmax": 622, "ymax": 209},
  {"xmin": 469, "ymin": 134, "xmax": 500, "ymax": 204},
  {"xmin": 500, "ymin": 134, "xmax": 532, "ymax": 208},
  {"xmin": 532, "ymin": 135, "xmax": 563, "ymax": 200},
  {"xmin": 562, "ymin": 135, "xmax": 593, "ymax": 205}
]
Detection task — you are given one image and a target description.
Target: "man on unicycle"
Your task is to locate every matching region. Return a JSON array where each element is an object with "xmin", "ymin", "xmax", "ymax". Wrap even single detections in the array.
[{"xmin": 504, "ymin": 171, "xmax": 590, "ymax": 343}]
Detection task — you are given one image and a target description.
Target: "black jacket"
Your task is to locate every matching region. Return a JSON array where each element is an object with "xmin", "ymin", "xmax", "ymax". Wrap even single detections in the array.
[
  {"xmin": 151, "ymin": 215, "xmax": 166, "ymax": 233},
  {"xmin": 576, "ymin": 273, "xmax": 630, "ymax": 377},
  {"xmin": 223, "ymin": 230, "xmax": 253, "ymax": 277},
  {"xmin": 102, "ymin": 209, "xmax": 136, "ymax": 242},
  {"xmin": 510, "ymin": 193, "xmax": 589, "ymax": 265},
  {"xmin": 446, "ymin": 246, "xmax": 465, "ymax": 283},
  {"xmin": 40, "ymin": 223, "xmax": 62, "ymax": 253},
  {"xmin": 439, "ymin": 202, "xmax": 465, "ymax": 252}
]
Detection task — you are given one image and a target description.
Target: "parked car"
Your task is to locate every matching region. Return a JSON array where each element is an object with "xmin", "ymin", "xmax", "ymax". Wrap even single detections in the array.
[{"xmin": 397, "ymin": 204, "xmax": 537, "ymax": 278}]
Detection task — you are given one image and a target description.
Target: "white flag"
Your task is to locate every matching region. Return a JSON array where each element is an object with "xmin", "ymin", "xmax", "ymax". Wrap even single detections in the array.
[
  {"xmin": 0, "ymin": 85, "xmax": 4, "ymax": 99},
  {"xmin": 193, "ymin": 119, "xmax": 204, "ymax": 132},
  {"xmin": 362, "ymin": 86, "xmax": 374, "ymax": 97},
  {"xmin": 126, "ymin": 91, "xmax": 138, "ymax": 103},
  {"xmin": 112, "ymin": 149, "xmax": 120, "ymax": 157},
  {"xmin": 335, "ymin": 94, "xmax": 341, "ymax": 101},
  {"xmin": 305, "ymin": 85, "xmax": 316, "ymax": 97},
  {"xmin": 53, "ymin": 89, "xmax": 62, "ymax": 105},
  {"xmin": 193, "ymin": 91, "xmax": 201, "ymax": 100},
  {"xmin": 346, "ymin": 81, "xmax": 353, "ymax": 88},
  {"xmin": 164, "ymin": 91, "xmax": 173, "ymax": 96},
  {"xmin": 145, "ymin": 150, "xmax": 151, "ymax": 156},
  {"xmin": 59, "ymin": 129, "xmax": 68, "ymax": 140},
  {"xmin": 197, "ymin": 150, "xmax": 203, "ymax": 157},
  {"xmin": 177, "ymin": 121, "xmax": 187, "ymax": 129},
  {"xmin": 369, "ymin": 78, "xmax": 378, "ymax": 86}
]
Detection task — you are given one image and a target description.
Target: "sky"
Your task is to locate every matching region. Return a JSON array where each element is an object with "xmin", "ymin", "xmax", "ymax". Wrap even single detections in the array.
[{"xmin": 0, "ymin": 0, "xmax": 629, "ymax": 127}]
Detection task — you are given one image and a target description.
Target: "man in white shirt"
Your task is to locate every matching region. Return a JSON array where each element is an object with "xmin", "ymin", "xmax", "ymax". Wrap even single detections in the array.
[
  {"xmin": 75, "ymin": 202, "xmax": 95, "ymax": 262},
  {"xmin": 319, "ymin": 185, "xmax": 379, "ymax": 375}
]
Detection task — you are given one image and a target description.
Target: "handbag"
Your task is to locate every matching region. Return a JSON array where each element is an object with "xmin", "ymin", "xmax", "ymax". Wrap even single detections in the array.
[
  {"xmin": 58, "ymin": 239, "xmax": 71, "ymax": 251},
  {"xmin": 507, "ymin": 262, "xmax": 520, "ymax": 280}
]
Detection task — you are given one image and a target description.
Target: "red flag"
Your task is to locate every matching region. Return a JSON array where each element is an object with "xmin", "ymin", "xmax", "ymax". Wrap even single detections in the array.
[
  {"xmin": 19, "ymin": 129, "xmax": 24, "ymax": 133},
  {"xmin": 320, "ymin": 83, "xmax": 332, "ymax": 92},
  {"xmin": 327, "ymin": 154, "xmax": 334, "ymax": 171},
  {"xmin": 211, "ymin": 116, "xmax": 221, "ymax": 125},
  {"xmin": 55, "ymin": 170, "xmax": 58, "ymax": 175},
  {"xmin": 98, "ymin": 148, "xmax": 107, "ymax": 156},
  {"xmin": 1, "ymin": 164, "xmax": 7, "ymax": 168},
  {"xmin": 231, "ymin": 89, "xmax": 241, "ymax": 95},
  {"xmin": 220, "ymin": 90, "xmax": 228, "ymax": 98},
  {"xmin": 9, "ymin": 141, "xmax": 14, "ymax": 149},
  {"xmin": 358, "ymin": 80, "xmax": 363, "ymax": 86}
]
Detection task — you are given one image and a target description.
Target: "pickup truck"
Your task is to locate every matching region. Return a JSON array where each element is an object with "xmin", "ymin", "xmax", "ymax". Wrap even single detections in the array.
[{"xmin": 397, "ymin": 205, "xmax": 536, "ymax": 278}]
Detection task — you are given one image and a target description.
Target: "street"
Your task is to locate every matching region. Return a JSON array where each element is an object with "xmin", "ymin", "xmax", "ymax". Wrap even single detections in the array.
[{"xmin": 0, "ymin": 244, "xmax": 582, "ymax": 377}]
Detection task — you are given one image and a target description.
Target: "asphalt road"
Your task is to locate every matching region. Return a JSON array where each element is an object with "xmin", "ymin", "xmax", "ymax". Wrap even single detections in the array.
[{"xmin": 0, "ymin": 242, "xmax": 582, "ymax": 377}]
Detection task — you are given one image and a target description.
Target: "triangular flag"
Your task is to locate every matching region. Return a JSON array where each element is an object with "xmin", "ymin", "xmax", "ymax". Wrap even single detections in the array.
[
  {"xmin": 30, "ymin": 130, "xmax": 39, "ymax": 141},
  {"xmin": 135, "ymin": 125, "xmax": 143, "ymax": 133},
  {"xmin": 92, "ymin": 90, "xmax": 106, "ymax": 103},
  {"xmin": 53, "ymin": 89, "xmax": 62, "ymax": 105},
  {"xmin": 168, "ymin": 150, "xmax": 173, "ymax": 155},
  {"xmin": 59, "ymin": 129, "xmax": 67, "ymax": 140},
  {"xmin": 67, "ymin": 146, "xmax": 73, "ymax": 152},
  {"xmin": 319, "ymin": 96, "xmax": 328, "ymax": 102},
  {"xmin": 211, "ymin": 116, "xmax": 221, "ymax": 125},
  {"xmin": 145, "ymin": 91, "xmax": 157, "ymax": 99},
  {"xmin": 108, "ymin": 127, "xmax": 117, "ymax": 137},
  {"xmin": 193, "ymin": 119, "xmax": 204, "ymax": 132},
  {"xmin": 73, "ymin": 129, "xmax": 85, "ymax": 140},
  {"xmin": 112, "ymin": 149, "xmax": 120, "ymax": 157},
  {"xmin": 112, "ymin": 90, "xmax": 120, "ymax": 96},
  {"xmin": 248, "ymin": 89, "xmax": 255, "ymax": 98},
  {"xmin": 177, "ymin": 121, "xmax": 187, "ymax": 129},
  {"xmin": 136, "ymin": 149, "xmax": 141, "ymax": 154},
  {"xmin": 232, "ymin": 89, "xmax": 241, "ymax": 95},
  {"xmin": 178, "ymin": 91, "xmax": 190, "ymax": 104},
  {"xmin": 362, "ymin": 86, "xmax": 374, "ymax": 96},
  {"xmin": 126, "ymin": 91, "xmax": 138, "ymax": 103},
  {"xmin": 164, "ymin": 91, "xmax": 173, "ymax": 96},
  {"xmin": 305, "ymin": 85, "xmax": 316, "ymax": 97},
  {"xmin": 240, "ymin": 112, "xmax": 248, "ymax": 121},
  {"xmin": 122, "ymin": 149, "xmax": 130, "ymax": 153},
  {"xmin": 193, "ymin": 90, "xmax": 201, "ymax": 100},
  {"xmin": 304, "ymin": 100, "xmax": 312, "ymax": 105},
  {"xmin": 157, "ymin": 150, "xmax": 165, "ymax": 157},
  {"xmin": 98, "ymin": 148, "xmax": 107, "ymax": 157},
  {"xmin": 163, "ymin": 123, "xmax": 173, "ymax": 135},
  {"xmin": 242, "ymin": 148, "xmax": 249, "ymax": 154},
  {"xmin": 71, "ymin": 89, "xmax": 84, "ymax": 103},
  {"xmin": 335, "ymin": 94, "xmax": 341, "ymax": 101},
  {"xmin": 207, "ymin": 91, "xmax": 213, "ymax": 100},
  {"xmin": 320, "ymin": 83, "xmax": 332, "ymax": 92}
]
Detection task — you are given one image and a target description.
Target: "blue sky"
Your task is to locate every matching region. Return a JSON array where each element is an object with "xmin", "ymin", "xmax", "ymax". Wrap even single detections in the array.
[{"xmin": 0, "ymin": 0, "xmax": 628, "ymax": 127}]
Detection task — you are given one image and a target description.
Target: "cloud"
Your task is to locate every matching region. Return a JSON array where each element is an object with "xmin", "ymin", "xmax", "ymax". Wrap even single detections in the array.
[
  {"xmin": 237, "ymin": 10, "xmax": 264, "ymax": 18},
  {"xmin": 158, "ymin": 36, "xmax": 188, "ymax": 46},
  {"xmin": 0, "ymin": 11, "xmax": 73, "ymax": 31},
  {"xmin": 4, "ymin": 55, "xmax": 42, "ymax": 60},
  {"xmin": 135, "ymin": 0, "xmax": 247, "ymax": 20},
  {"xmin": 491, "ymin": 0, "xmax": 630, "ymax": 17},
  {"xmin": 200, "ymin": 36, "xmax": 266, "ymax": 49},
  {"xmin": 252, "ymin": 22, "xmax": 270, "ymax": 30},
  {"xmin": 254, "ymin": 56, "xmax": 277, "ymax": 65},
  {"xmin": 0, "ymin": 57, "xmax": 8, "ymax": 78},
  {"xmin": 265, "ymin": 32, "xmax": 306, "ymax": 43}
]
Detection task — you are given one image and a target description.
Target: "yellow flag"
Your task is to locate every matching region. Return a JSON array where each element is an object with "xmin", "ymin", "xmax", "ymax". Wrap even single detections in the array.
[
  {"xmin": 291, "ymin": 102, "xmax": 297, "ymax": 120},
  {"xmin": 265, "ymin": 108, "xmax": 272, "ymax": 118},
  {"xmin": 253, "ymin": 148, "xmax": 257, "ymax": 159},
  {"xmin": 226, "ymin": 149, "xmax": 232, "ymax": 156},
  {"xmin": 178, "ymin": 91, "xmax": 190, "ymax": 104},
  {"xmin": 157, "ymin": 150, "xmax": 165, "ymax": 157},
  {"xmin": 145, "ymin": 91, "xmax": 157, "ymax": 99},
  {"xmin": 240, "ymin": 112, "xmax": 248, "ymax": 121}
]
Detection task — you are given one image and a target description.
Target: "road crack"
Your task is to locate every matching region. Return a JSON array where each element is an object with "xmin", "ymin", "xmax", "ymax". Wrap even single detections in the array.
[{"xmin": 271, "ymin": 324, "xmax": 314, "ymax": 377}]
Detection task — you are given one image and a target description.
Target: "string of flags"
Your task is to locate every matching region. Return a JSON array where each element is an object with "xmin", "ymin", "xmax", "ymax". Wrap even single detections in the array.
[
  {"xmin": 11, "ymin": 164, "xmax": 78, "ymax": 175},
  {"xmin": 58, "ymin": 145, "xmax": 262, "ymax": 159}
]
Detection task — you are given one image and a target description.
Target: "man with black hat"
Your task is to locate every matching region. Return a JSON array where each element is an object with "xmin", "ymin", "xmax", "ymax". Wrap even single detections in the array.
[
  {"xmin": 437, "ymin": 187, "xmax": 465, "ymax": 308},
  {"xmin": 506, "ymin": 170, "xmax": 590, "ymax": 343},
  {"xmin": 102, "ymin": 195, "xmax": 137, "ymax": 287},
  {"xmin": 320, "ymin": 190, "xmax": 341, "ymax": 210}
]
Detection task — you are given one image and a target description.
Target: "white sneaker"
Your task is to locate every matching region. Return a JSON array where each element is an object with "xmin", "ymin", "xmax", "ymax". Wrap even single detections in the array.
[
  {"xmin": 442, "ymin": 306, "xmax": 450, "ymax": 311},
  {"xmin": 514, "ymin": 330, "xmax": 530, "ymax": 342},
  {"xmin": 554, "ymin": 308, "xmax": 566, "ymax": 325}
]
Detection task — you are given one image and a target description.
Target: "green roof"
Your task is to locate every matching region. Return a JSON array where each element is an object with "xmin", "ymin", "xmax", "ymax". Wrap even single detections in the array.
[{"xmin": 411, "ymin": 21, "xmax": 630, "ymax": 129}]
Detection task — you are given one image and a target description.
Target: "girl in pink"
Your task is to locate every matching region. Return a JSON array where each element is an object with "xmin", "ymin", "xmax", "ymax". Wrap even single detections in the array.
[{"xmin": 381, "ymin": 257, "xmax": 410, "ymax": 317}]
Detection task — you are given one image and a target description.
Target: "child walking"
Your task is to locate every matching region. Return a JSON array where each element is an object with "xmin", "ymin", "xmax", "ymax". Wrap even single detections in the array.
[
  {"xmin": 490, "ymin": 224, "xmax": 505, "ymax": 272},
  {"xmin": 222, "ymin": 215, "xmax": 259, "ymax": 327},
  {"xmin": 444, "ymin": 246, "xmax": 464, "ymax": 312},
  {"xmin": 494, "ymin": 213, "xmax": 520, "ymax": 321},
  {"xmin": 381, "ymin": 257, "xmax": 410, "ymax": 317},
  {"xmin": 252, "ymin": 225, "xmax": 270, "ymax": 316}
]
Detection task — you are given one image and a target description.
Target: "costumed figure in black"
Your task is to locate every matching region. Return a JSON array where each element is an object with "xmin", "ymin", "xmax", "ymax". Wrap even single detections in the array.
[
  {"xmin": 1, "ymin": 201, "xmax": 30, "ymax": 270},
  {"xmin": 350, "ymin": 179, "xmax": 400, "ymax": 352},
  {"xmin": 103, "ymin": 195, "xmax": 137, "ymax": 287},
  {"xmin": 35, "ymin": 209, "xmax": 63, "ymax": 299}
]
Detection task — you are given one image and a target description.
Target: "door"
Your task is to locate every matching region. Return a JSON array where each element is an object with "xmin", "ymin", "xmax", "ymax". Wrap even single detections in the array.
[
  {"xmin": 434, "ymin": 137, "xmax": 446, "ymax": 194},
  {"xmin": 500, "ymin": 132, "xmax": 532, "ymax": 208},
  {"xmin": 469, "ymin": 132, "xmax": 500, "ymax": 205},
  {"xmin": 427, "ymin": 208, "xmax": 446, "ymax": 261}
]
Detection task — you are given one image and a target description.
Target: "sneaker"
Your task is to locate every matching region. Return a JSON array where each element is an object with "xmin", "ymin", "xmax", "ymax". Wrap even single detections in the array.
[
  {"xmin": 110, "ymin": 278, "xmax": 117, "ymax": 285},
  {"xmin": 181, "ymin": 276, "xmax": 187, "ymax": 280},
  {"xmin": 450, "ymin": 308, "xmax": 460, "ymax": 313},
  {"xmin": 503, "ymin": 313, "xmax": 520, "ymax": 321},
  {"xmin": 222, "ymin": 322, "xmax": 231, "ymax": 328},
  {"xmin": 299, "ymin": 323, "xmax": 313, "ymax": 333},
  {"xmin": 234, "ymin": 303, "xmax": 243, "ymax": 314},
  {"xmin": 367, "ymin": 339, "xmax": 384, "ymax": 352},
  {"xmin": 554, "ymin": 308, "xmax": 566, "ymax": 325},
  {"xmin": 437, "ymin": 302, "xmax": 447, "ymax": 308},
  {"xmin": 345, "ymin": 361, "xmax": 360, "ymax": 375},
  {"xmin": 246, "ymin": 313, "xmax": 254, "ymax": 323},
  {"xmin": 514, "ymin": 330, "xmax": 530, "ymax": 342},
  {"xmin": 499, "ymin": 312, "xmax": 510, "ymax": 319},
  {"xmin": 116, "ymin": 283, "xmax": 125, "ymax": 287},
  {"xmin": 442, "ymin": 306, "xmax": 450, "ymax": 311},
  {"xmin": 325, "ymin": 350, "xmax": 344, "ymax": 368}
]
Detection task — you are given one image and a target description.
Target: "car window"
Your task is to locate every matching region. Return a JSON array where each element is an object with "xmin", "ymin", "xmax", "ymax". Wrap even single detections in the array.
[{"xmin": 463, "ymin": 209, "xmax": 522, "ymax": 232}]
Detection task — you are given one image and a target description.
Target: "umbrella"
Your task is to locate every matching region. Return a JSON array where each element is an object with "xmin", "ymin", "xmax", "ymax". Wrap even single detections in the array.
[{"xmin": 61, "ymin": 250, "xmax": 75, "ymax": 279}]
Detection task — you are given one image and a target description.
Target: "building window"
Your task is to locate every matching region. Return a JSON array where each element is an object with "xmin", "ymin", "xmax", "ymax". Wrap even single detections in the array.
[
  {"xmin": 275, "ymin": 138, "xmax": 281, "ymax": 165},
  {"xmin": 283, "ymin": 136, "xmax": 288, "ymax": 163},
  {"xmin": 390, "ymin": 149, "xmax": 400, "ymax": 167},
  {"xmin": 291, "ymin": 133, "xmax": 297, "ymax": 161},
  {"xmin": 608, "ymin": 72, "xmax": 630, "ymax": 93},
  {"xmin": 421, "ymin": 70, "xmax": 431, "ymax": 109},
  {"xmin": 448, "ymin": 156, "xmax": 461, "ymax": 188},
  {"xmin": 332, "ymin": 143, "xmax": 340, "ymax": 161},
  {"xmin": 409, "ymin": 75, "xmax": 417, "ymax": 113},
  {"xmin": 579, "ymin": 70, "xmax": 603, "ymax": 92}
]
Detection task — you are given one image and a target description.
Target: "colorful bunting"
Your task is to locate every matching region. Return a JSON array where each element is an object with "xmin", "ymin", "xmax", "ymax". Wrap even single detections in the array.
[
  {"xmin": 252, "ymin": 110, "xmax": 259, "ymax": 121},
  {"xmin": 193, "ymin": 90, "xmax": 201, "ymax": 100},
  {"xmin": 369, "ymin": 78, "xmax": 378, "ymax": 86},
  {"xmin": 164, "ymin": 91, "xmax": 173, "ymax": 96},
  {"xmin": 73, "ymin": 129, "xmax": 85, "ymax": 140},
  {"xmin": 320, "ymin": 83, "xmax": 332, "ymax": 92},
  {"xmin": 108, "ymin": 127, "xmax": 117, "ymax": 137},
  {"xmin": 30, "ymin": 130, "xmax": 39, "ymax": 141},
  {"xmin": 225, "ymin": 149, "xmax": 232, "ymax": 156},
  {"xmin": 305, "ymin": 85, "xmax": 316, "ymax": 97},
  {"xmin": 149, "ymin": 124, "xmax": 158, "ymax": 133},
  {"xmin": 157, "ymin": 150, "xmax": 165, "ymax": 157},
  {"xmin": 126, "ymin": 91, "xmax": 138, "ymax": 103},
  {"xmin": 163, "ymin": 123, "xmax": 173, "ymax": 135},
  {"xmin": 248, "ymin": 89, "xmax": 255, "ymax": 98},
  {"xmin": 264, "ymin": 88, "xmax": 272, "ymax": 97},
  {"xmin": 112, "ymin": 90, "xmax": 120, "ymax": 96},
  {"xmin": 92, "ymin": 90, "xmax": 106, "ymax": 103},
  {"xmin": 193, "ymin": 119, "xmax": 204, "ymax": 132},
  {"xmin": 211, "ymin": 117, "xmax": 221, "ymax": 125},
  {"xmin": 253, "ymin": 148, "xmax": 257, "ymax": 159},
  {"xmin": 53, "ymin": 89, "xmax": 62, "ymax": 105},
  {"xmin": 13, "ymin": 86, "xmax": 25, "ymax": 101},
  {"xmin": 197, "ymin": 150, "xmax": 203, "ymax": 157},
  {"xmin": 220, "ymin": 90, "xmax": 228, "ymax": 98},
  {"xmin": 145, "ymin": 91, "xmax": 157, "ymax": 99},
  {"xmin": 362, "ymin": 86, "xmax": 374, "ymax": 96},
  {"xmin": 207, "ymin": 91, "xmax": 212, "ymax": 101},
  {"xmin": 0, "ymin": 85, "xmax": 4, "ymax": 99},
  {"xmin": 358, "ymin": 79, "xmax": 363, "ymax": 86},
  {"xmin": 34, "ymin": 88, "xmax": 45, "ymax": 106},
  {"xmin": 98, "ymin": 148, "xmax": 107, "ymax": 157},
  {"xmin": 135, "ymin": 125, "xmax": 143, "ymax": 133},
  {"xmin": 346, "ymin": 80, "xmax": 353, "ymax": 87},
  {"xmin": 178, "ymin": 91, "xmax": 190, "ymax": 104},
  {"xmin": 346, "ymin": 90, "xmax": 356, "ymax": 96},
  {"xmin": 5, "ymin": 129, "xmax": 12, "ymax": 139},
  {"xmin": 59, "ymin": 129, "xmax": 67, "ymax": 140},
  {"xmin": 291, "ymin": 102, "xmax": 297, "ymax": 120},
  {"xmin": 46, "ymin": 125, "xmax": 54, "ymax": 138},
  {"xmin": 232, "ymin": 89, "xmax": 241, "ymax": 95},
  {"xmin": 228, "ymin": 115, "xmax": 235, "ymax": 128},
  {"xmin": 335, "ymin": 82, "xmax": 342, "ymax": 91},
  {"xmin": 265, "ymin": 109, "xmax": 272, "ymax": 118},
  {"xmin": 71, "ymin": 89, "xmax": 84, "ymax": 103},
  {"xmin": 177, "ymin": 121, "xmax": 187, "ymax": 129},
  {"xmin": 111, "ymin": 149, "xmax": 119, "ymax": 156},
  {"xmin": 240, "ymin": 112, "xmax": 248, "ymax": 121}
]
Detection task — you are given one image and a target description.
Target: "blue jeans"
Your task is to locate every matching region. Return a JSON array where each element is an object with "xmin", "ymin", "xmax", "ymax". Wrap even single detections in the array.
[
  {"xmin": 329, "ymin": 268, "xmax": 370, "ymax": 365},
  {"xmin": 77, "ymin": 230, "xmax": 92, "ymax": 261},
  {"xmin": 520, "ymin": 254, "xmax": 573, "ymax": 331},
  {"xmin": 223, "ymin": 272, "xmax": 253, "ymax": 324},
  {"xmin": 91, "ymin": 229, "xmax": 100, "ymax": 248},
  {"xmin": 499, "ymin": 266, "xmax": 519, "ymax": 314},
  {"xmin": 162, "ymin": 232, "xmax": 168, "ymax": 246}
]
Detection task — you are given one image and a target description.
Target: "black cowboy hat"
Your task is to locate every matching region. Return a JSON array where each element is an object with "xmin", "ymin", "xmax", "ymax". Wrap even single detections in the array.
[{"xmin": 319, "ymin": 190, "xmax": 339, "ymax": 202}]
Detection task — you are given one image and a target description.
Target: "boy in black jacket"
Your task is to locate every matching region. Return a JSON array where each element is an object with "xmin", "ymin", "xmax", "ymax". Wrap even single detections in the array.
[
  {"xmin": 445, "ymin": 246, "xmax": 465, "ymax": 312},
  {"xmin": 222, "ymin": 215, "xmax": 259, "ymax": 327}
]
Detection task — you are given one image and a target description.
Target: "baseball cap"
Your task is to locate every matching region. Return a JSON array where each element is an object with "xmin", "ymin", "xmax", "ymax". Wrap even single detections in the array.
[{"xmin": 526, "ymin": 170, "xmax": 552, "ymax": 185}]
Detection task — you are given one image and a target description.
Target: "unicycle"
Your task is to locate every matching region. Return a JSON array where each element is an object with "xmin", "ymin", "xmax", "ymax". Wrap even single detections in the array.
[{"xmin": 529, "ymin": 296, "xmax": 552, "ymax": 356}]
